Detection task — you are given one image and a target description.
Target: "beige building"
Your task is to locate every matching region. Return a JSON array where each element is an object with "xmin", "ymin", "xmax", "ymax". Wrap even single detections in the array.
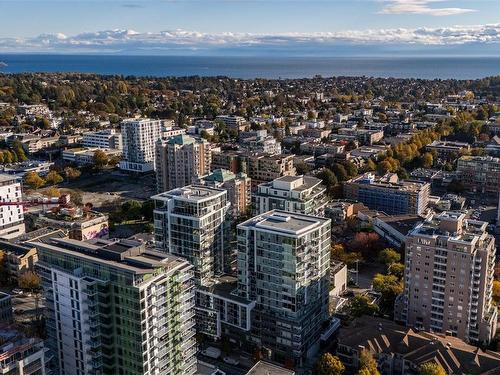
[
  {"xmin": 198, "ymin": 169, "xmax": 251, "ymax": 217},
  {"xmin": 156, "ymin": 134, "xmax": 212, "ymax": 193},
  {"xmin": 395, "ymin": 211, "xmax": 497, "ymax": 345},
  {"xmin": 456, "ymin": 155, "xmax": 500, "ymax": 193}
]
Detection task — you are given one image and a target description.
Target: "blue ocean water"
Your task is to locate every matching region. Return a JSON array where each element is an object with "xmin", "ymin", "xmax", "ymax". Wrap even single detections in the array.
[{"xmin": 0, "ymin": 55, "xmax": 499, "ymax": 79}]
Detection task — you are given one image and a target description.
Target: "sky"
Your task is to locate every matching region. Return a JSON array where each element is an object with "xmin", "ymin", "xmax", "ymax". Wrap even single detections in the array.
[{"xmin": 0, "ymin": 0, "xmax": 499, "ymax": 55}]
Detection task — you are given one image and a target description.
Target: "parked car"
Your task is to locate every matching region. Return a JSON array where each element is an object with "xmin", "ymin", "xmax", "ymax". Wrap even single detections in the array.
[{"xmin": 223, "ymin": 357, "xmax": 239, "ymax": 366}]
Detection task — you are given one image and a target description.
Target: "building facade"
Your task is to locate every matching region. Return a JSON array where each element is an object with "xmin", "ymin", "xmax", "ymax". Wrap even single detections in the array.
[
  {"xmin": 35, "ymin": 237, "xmax": 197, "ymax": 375},
  {"xmin": 152, "ymin": 186, "xmax": 231, "ymax": 287},
  {"xmin": 236, "ymin": 210, "xmax": 331, "ymax": 365},
  {"xmin": 0, "ymin": 328, "xmax": 48, "ymax": 375},
  {"xmin": 155, "ymin": 135, "xmax": 212, "ymax": 193},
  {"xmin": 82, "ymin": 129, "xmax": 122, "ymax": 150},
  {"xmin": 395, "ymin": 211, "xmax": 497, "ymax": 345},
  {"xmin": 456, "ymin": 155, "xmax": 500, "ymax": 193},
  {"xmin": 198, "ymin": 169, "xmax": 251, "ymax": 218},
  {"xmin": 0, "ymin": 174, "xmax": 25, "ymax": 239},
  {"xmin": 253, "ymin": 175, "xmax": 327, "ymax": 216},
  {"xmin": 120, "ymin": 118, "xmax": 163, "ymax": 172},
  {"xmin": 344, "ymin": 173, "xmax": 430, "ymax": 215}
]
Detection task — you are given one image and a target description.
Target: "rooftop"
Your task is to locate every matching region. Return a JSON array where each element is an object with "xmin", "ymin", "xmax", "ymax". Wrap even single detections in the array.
[
  {"xmin": 246, "ymin": 361, "xmax": 295, "ymax": 375},
  {"xmin": 152, "ymin": 185, "xmax": 226, "ymax": 203},
  {"xmin": 239, "ymin": 210, "xmax": 329, "ymax": 236}
]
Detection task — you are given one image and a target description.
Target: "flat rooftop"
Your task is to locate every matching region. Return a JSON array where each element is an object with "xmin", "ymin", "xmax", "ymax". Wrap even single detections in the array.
[
  {"xmin": 152, "ymin": 185, "xmax": 226, "ymax": 202},
  {"xmin": 246, "ymin": 361, "xmax": 295, "ymax": 375},
  {"xmin": 239, "ymin": 210, "xmax": 329, "ymax": 236}
]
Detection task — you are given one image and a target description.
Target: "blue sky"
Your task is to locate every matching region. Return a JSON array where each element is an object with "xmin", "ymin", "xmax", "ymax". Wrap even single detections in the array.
[{"xmin": 0, "ymin": 1, "xmax": 499, "ymax": 55}]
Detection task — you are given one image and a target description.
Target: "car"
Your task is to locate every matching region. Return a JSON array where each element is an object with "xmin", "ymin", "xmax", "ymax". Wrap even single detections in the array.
[
  {"xmin": 223, "ymin": 357, "xmax": 240, "ymax": 366},
  {"xmin": 12, "ymin": 288, "xmax": 23, "ymax": 295}
]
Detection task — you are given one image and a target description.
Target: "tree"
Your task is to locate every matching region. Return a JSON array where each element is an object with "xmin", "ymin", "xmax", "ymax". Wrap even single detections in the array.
[
  {"xmin": 121, "ymin": 200, "xmax": 143, "ymax": 221},
  {"xmin": 388, "ymin": 263, "xmax": 405, "ymax": 279},
  {"xmin": 357, "ymin": 350, "xmax": 380, "ymax": 375},
  {"xmin": 332, "ymin": 163, "xmax": 349, "ymax": 182},
  {"xmin": 372, "ymin": 273, "xmax": 403, "ymax": 311},
  {"xmin": 348, "ymin": 295, "xmax": 379, "ymax": 318},
  {"xmin": 421, "ymin": 152, "xmax": 434, "ymax": 168},
  {"xmin": 314, "ymin": 353, "xmax": 345, "ymax": 375},
  {"xmin": 331, "ymin": 244, "xmax": 363, "ymax": 268},
  {"xmin": 295, "ymin": 161, "xmax": 311, "ymax": 175},
  {"xmin": 378, "ymin": 248, "xmax": 401, "ymax": 266},
  {"xmin": 0, "ymin": 250, "xmax": 8, "ymax": 286},
  {"xmin": 493, "ymin": 280, "xmax": 500, "ymax": 306},
  {"xmin": 18, "ymin": 271, "xmax": 41, "ymax": 291},
  {"xmin": 418, "ymin": 362, "xmax": 446, "ymax": 375},
  {"xmin": 43, "ymin": 187, "xmax": 61, "ymax": 197},
  {"xmin": 64, "ymin": 167, "xmax": 81, "ymax": 180},
  {"xmin": 317, "ymin": 169, "xmax": 338, "ymax": 194},
  {"xmin": 45, "ymin": 170, "xmax": 63, "ymax": 185},
  {"xmin": 93, "ymin": 150, "xmax": 109, "ymax": 170},
  {"xmin": 24, "ymin": 171, "xmax": 45, "ymax": 189}
]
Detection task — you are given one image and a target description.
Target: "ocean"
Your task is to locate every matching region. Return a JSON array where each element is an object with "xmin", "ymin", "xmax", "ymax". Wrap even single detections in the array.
[{"xmin": 0, "ymin": 55, "xmax": 499, "ymax": 80}]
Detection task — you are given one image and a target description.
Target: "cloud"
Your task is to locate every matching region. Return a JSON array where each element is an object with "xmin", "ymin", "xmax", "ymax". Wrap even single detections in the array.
[
  {"xmin": 0, "ymin": 24, "xmax": 499, "ymax": 54},
  {"xmin": 380, "ymin": 0, "xmax": 476, "ymax": 16}
]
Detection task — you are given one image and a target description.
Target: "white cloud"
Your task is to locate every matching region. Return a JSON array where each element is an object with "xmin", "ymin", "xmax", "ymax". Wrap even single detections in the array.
[
  {"xmin": 0, "ymin": 24, "xmax": 499, "ymax": 53},
  {"xmin": 380, "ymin": 0, "xmax": 476, "ymax": 16}
]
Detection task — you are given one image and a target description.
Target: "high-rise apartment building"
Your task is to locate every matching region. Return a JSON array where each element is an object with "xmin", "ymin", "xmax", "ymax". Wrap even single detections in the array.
[
  {"xmin": 456, "ymin": 155, "xmax": 500, "ymax": 193},
  {"xmin": 35, "ymin": 237, "xmax": 197, "ymax": 375},
  {"xmin": 120, "ymin": 118, "xmax": 163, "ymax": 172},
  {"xmin": 395, "ymin": 211, "xmax": 497, "ymax": 345},
  {"xmin": 236, "ymin": 210, "xmax": 331, "ymax": 365},
  {"xmin": 253, "ymin": 175, "xmax": 327, "ymax": 216},
  {"xmin": 198, "ymin": 169, "xmax": 251, "ymax": 217},
  {"xmin": 0, "ymin": 174, "xmax": 25, "ymax": 239},
  {"xmin": 155, "ymin": 134, "xmax": 211, "ymax": 193},
  {"xmin": 344, "ymin": 172, "xmax": 430, "ymax": 215},
  {"xmin": 152, "ymin": 185, "xmax": 231, "ymax": 287}
]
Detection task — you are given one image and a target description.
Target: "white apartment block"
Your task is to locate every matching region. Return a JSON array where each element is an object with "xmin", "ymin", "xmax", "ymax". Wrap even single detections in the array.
[
  {"xmin": 395, "ymin": 211, "xmax": 497, "ymax": 345},
  {"xmin": 254, "ymin": 175, "xmax": 327, "ymax": 216},
  {"xmin": 82, "ymin": 129, "xmax": 122, "ymax": 150},
  {"xmin": 0, "ymin": 174, "xmax": 25, "ymax": 239},
  {"xmin": 120, "ymin": 118, "xmax": 163, "ymax": 172}
]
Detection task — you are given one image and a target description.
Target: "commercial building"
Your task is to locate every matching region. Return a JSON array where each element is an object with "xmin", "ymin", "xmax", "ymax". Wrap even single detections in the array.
[
  {"xmin": 82, "ymin": 129, "xmax": 122, "ymax": 150},
  {"xmin": 344, "ymin": 173, "xmax": 430, "ymax": 216},
  {"xmin": 0, "ymin": 174, "xmax": 25, "ymax": 239},
  {"xmin": 198, "ymin": 169, "xmax": 251, "ymax": 218},
  {"xmin": 120, "ymin": 118, "xmax": 163, "ymax": 172},
  {"xmin": 62, "ymin": 147, "xmax": 121, "ymax": 166},
  {"xmin": 456, "ymin": 155, "xmax": 500, "ymax": 193},
  {"xmin": 395, "ymin": 211, "xmax": 497, "ymax": 345},
  {"xmin": 152, "ymin": 186, "xmax": 231, "ymax": 287},
  {"xmin": 215, "ymin": 115, "xmax": 248, "ymax": 132},
  {"xmin": 155, "ymin": 134, "xmax": 212, "ymax": 193},
  {"xmin": 32, "ymin": 208, "xmax": 109, "ymax": 241},
  {"xmin": 337, "ymin": 316, "xmax": 500, "ymax": 375},
  {"xmin": 253, "ymin": 175, "xmax": 327, "ymax": 216},
  {"xmin": 236, "ymin": 211, "xmax": 331, "ymax": 365},
  {"xmin": 426, "ymin": 140, "xmax": 471, "ymax": 160},
  {"xmin": 35, "ymin": 237, "xmax": 197, "ymax": 375},
  {"xmin": 0, "ymin": 241, "xmax": 38, "ymax": 284},
  {"xmin": 0, "ymin": 326, "xmax": 48, "ymax": 375}
]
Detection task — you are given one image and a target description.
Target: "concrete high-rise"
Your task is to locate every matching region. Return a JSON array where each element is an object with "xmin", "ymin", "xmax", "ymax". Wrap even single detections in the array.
[
  {"xmin": 35, "ymin": 237, "xmax": 197, "ymax": 375},
  {"xmin": 253, "ymin": 175, "xmax": 327, "ymax": 216},
  {"xmin": 152, "ymin": 185, "xmax": 231, "ymax": 287},
  {"xmin": 395, "ymin": 211, "xmax": 497, "ymax": 345},
  {"xmin": 120, "ymin": 118, "xmax": 162, "ymax": 172},
  {"xmin": 155, "ymin": 134, "xmax": 211, "ymax": 193},
  {"xmin": 236, "ymin": 210, "xmax": 331, "ymax": 365}
]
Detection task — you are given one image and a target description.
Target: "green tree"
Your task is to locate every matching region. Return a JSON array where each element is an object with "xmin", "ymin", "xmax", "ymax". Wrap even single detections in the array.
[
  {"xmin": 331, "ymin": 244, "xmax": 363, "ymax": 268},
  {"xmin": 388, "ymin": 263, "xmax": 405, "ymax": 279},
  {"xmin": 332, "ymin": 163, "xmax": 349, "ymax": 182},
  {"xmin": 317, "ymin": 169, "xmax": 338, "ymax": 194},
  {"xmin": 45, "ymin": 170, "xmax": 64, "ymax": 185},
  {"xmin": 314, "ymin": 353, "xmax": 345, "ymax": 375},
  {"xmin": 372, "ymin": 273, "xmax": 403, "ymax": 311},
  {"xmin": 348, "ymin": 295, "xmax": 379, "ymax": 318},
  {"xmin": 93, "ymin": 150, "xmax": 109, "ymax": 170},
  {"xmin": 418, "ymin": 362, "xmax": 446, "ymax": 375},
  {"xmin": 378, "ymin": 248, "xmax": 401, "ymax": 266},
  {"xmin": 421, "ymin": 152, "xmax": 434, "ymax": 168},
  {"xmin": 493, "ymin": 280, "xmax": 500, "ymax": 306},
  {"xmin": 24, "ymin": 171, "xmax": 45, "ymax": 189},
  {"xmin": 121, "ymin": 200, "xmax": 143, "ymax": 221}
]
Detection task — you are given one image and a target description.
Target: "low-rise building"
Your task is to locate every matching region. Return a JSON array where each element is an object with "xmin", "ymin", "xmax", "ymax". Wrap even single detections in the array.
[
  {"xmin": 82, "ymin": 128, "xmax": 122, "ymax": 149},
  {"xmin": 0, "ymin": 326, "xmax": 48, "ymax": 375},
  {"xmin": 344, "ymin": 173, "xmax": 430, "ymax": 215},
  {"xmin": 337, "ymin": 316, "xmax": 500, "ymax": 375},
  {"xmin": 62, "ymin": 147, "xmax": 121, "ymax": 166},
  {"xmin": 246, "ymin": 361, "xmax": 295, "ymax": 375},
  {"xmin": 0, "ymin": 241, "xmax": 38, "ymax": 284},
  {"xmin": 427, "ymin": 140, "xmax": 471, "ymax": 160},
  {"xmin": 456, "ymin": 155, "xmax": 500, "ymax": 193}
]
